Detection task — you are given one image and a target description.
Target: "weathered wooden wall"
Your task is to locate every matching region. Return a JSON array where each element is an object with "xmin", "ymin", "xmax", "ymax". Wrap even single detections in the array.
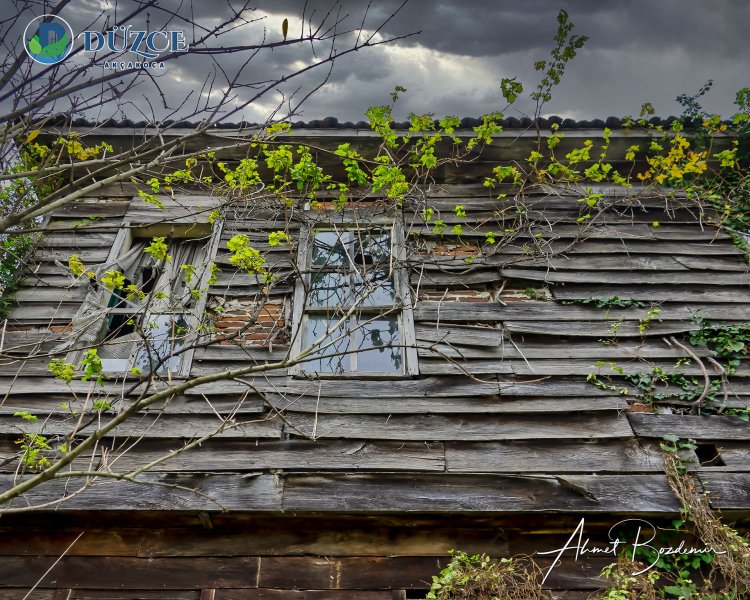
[{"xmin": 1, "ymin": 130, "xmax": 749, "ymax": 595}]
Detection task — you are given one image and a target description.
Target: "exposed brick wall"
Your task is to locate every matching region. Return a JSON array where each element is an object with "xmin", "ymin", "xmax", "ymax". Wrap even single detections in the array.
[{"xmin": 211, "ymin": 298, "xmax": 288, "ymax": 345}]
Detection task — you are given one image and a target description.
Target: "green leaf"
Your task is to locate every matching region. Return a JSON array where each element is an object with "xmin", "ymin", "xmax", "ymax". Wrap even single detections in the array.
[{"xmin": 28, "ymin": 35, "xmax": 42, "ymax": 55}]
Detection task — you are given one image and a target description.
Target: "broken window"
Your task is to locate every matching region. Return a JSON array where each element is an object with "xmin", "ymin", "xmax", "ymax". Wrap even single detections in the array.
[{"xmin": 96, "ymin": 233, "xmax": 213, "ymax": 376}]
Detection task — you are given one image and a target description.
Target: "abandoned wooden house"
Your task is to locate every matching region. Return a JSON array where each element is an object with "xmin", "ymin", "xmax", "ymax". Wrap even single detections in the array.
[{"xmin": 0, "ymin": 118, "xmax": 748, "ymax": 598}]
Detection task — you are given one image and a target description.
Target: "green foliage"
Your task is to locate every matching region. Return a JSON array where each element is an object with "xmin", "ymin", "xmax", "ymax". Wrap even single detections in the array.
[
  {"xmin": 268, "ymin": 231, "xmax": 289, "ymax": 246},
  {"xmin": 48, "ymin": 358, "xmax": 77, "ymax": 384},
  {"xmin": 530, "ymin": 9, "xmax": 588, "ymax": 111},
  {"xmin": 426, "ymin": 550, "xmax": 547, "ymax": 600},
  {"xmin": 500, "ymin": 77, "xmax": 523, "ymax": 104},
  {"xmin": 80, "ymin": 348, "xmax": 106, "ymax": 385},
  {"xmin": 101, "ymin": 269, "xmax": 126, "ymax": 291},
  {"xmin": 227, "ymin": 234, "xmax": 266, "ymax": 276},
  {"xmin": 143, "ymin": 237, "xmax": 170, "ymax": 262}
]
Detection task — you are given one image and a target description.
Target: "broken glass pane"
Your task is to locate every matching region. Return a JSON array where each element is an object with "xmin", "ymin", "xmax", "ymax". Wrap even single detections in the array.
[{"xmin": 132, "ymin": 314, "xmax": 189, "ymax": 374}]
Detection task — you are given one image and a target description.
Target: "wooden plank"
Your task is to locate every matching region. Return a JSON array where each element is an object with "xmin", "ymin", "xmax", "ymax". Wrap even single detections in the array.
[
  {"xmin": 216, "ymin": 591, "xmax": 390, "ymax": 600},
  {"xmin": 0, "ymin": 556, "xmax": 260, "ymax": 589},
  {"xmin": 712, "ymin": 443, "xmax": 750, "ymax": 469},
  {"xmin": 699, "ymin": 473, "xmax": 750, "ymax": 510},
  {"xmin": 0, "ymin": 523, "xmax": 508, "ymax": 558},
  {"xmin": 503, "ymin": 320, "xmax": 697, "ymax": 338},
  {"xmin": 265, "ymin": 394, "xmax": 627, "ymax": 414},
  {"xmin": 0, "ymin": 413, "xmax": 283, "ymax": 439},
  {"xmin": 188, "ymin": 376, "xmax": 505, "ymax": 398},
  {"xmin": 0, "ymin": 473, "xmax": 282, "ymax": 511},
  {"xmin": 258, "ymin": 556, "xmax": 445, "ymax": 590},
  {"xmin": 58, "ymin": 440, "xmax": 446, "ymax": 473},
  {"xmin": 552, "ymin": 287, "xmax": 750, "ymax": 303},
  {"xmin": 628, "ymin": 414, "xmax": 750, "ymax": 441},
  {"xmin": 414, "ymin": 301, "xmax": 750, "ymax": 322},
  {"xmin": 70, "ymin": 592, "xmax": 200, "ymax": 600},
  {"xmin": 502, "ymin": 268, "xmax": 750, "ymax": 286},
  {"xmin": 280, "ymin": 413, "xmax": 633, "ymax": 441},
  {"xmin": 281, "ymin": 473, "xmax": 680, "ymax": 512},
  {"xmin": 445, "ymin": 439, "xmax": 664, "ymax": 473}
]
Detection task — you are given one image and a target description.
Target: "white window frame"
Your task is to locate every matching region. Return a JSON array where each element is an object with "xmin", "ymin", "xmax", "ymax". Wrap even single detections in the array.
[{"xmin": 288, "ymin": 221, "xmax": 418, "ymax": 378}]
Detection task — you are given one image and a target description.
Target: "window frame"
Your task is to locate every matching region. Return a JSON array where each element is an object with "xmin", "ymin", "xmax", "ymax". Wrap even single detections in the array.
[
  {"xmin": 288, "ymin": 221, "xmax": 418, "ymax": 378},
  {"xmin": 70, "ymin": 220, "xmax": 223, "ymax": 378}
]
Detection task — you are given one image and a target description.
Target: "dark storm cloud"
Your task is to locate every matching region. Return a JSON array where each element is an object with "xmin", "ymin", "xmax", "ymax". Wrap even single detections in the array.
[{"xmin": 4, "ymin": 0, "xmax": 749, "ymax": 122}]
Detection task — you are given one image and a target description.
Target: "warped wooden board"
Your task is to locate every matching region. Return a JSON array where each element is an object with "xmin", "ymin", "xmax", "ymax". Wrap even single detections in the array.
[
  {"xmin": 0, "ymin": 412, "xmax": 283, "ymax": 439},
  {"xmin": 422, "ymin": 254, "xmax": 694, "ymax": 271},
  {"xmin": 12, "ymin": 287, "xmax": 89, "ymax": 303},
  {"xmin": 33, "ymin": 440, "xmax": 447, "ymax": 474},
  {"xmin": 37, "ymin": 232, "xmax": 118, "ymax": 248},
  {"xmin": 413, "ymin": 301, "xmax": 750, "ymax": 322},
  {"xmin": 265, "ymin": 393, "xmax": 627, "ymax": 414},
  {"xmin": 0, "ymin": 472, "xmax": 282, "ymax": 512},
  {"xmin": 419, "ymin": 357, "xmax": 731, "ymax": 378},
  {"xmin": 628, "ymin": 414, "xmax": 750, "ymax": 440},
  {"xmin": 281, "ymin": 473, "xmax": 680, "ymax": 513},
  {"xmin": 710, "ymin": 443, "xmax": 750, "ymax": 470},
  {"xmin": 553, "ymin": 286, "xmax": 750, "ymax": 303},
  {"xmin": 417, "ymin": 338, "xmax": 701, "ymax": 360},
  {"xmin": 0, "ymin": 329, "xmax": 65, "ymax": 354},
  {"xmin": 503, "ymin": 320, "xmax": 697, "ymax": 338},
  {"xmin": 445, "ymin": 439, "xmax": 664, "ymax": 473},
  {"xmin": 49, "ymin": 200, "xmax": 130, "ymax": 217},
  {"xmin": 698, "ymin": 473, "xmax": 750, "ymax": 510},
  {"xmin": 502, "ymin": 268, "xmax": 750, "ymax": 286},
  {"xmin": 32, "ymin": 248, "xmax": 111, "ymax": 263},
  {"xmin": 188, "ymin": 376, "xmax": 506, "ymax": 398},
  {"xmin": 281, "ymin": 412, "xmax": 633, "ymax": 441},
  {"xmin": 556, "ymin": 240, "xmax": 743, "ymax": 256},
  {"xmin": 6, "ymin": 303, "xmax": 78, "ymax": 323}
]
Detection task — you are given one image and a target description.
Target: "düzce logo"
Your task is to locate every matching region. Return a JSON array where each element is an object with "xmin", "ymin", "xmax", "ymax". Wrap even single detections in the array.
[{"xmin": 24, "ymin": 14, "xmax": 73, "ymax": 64}]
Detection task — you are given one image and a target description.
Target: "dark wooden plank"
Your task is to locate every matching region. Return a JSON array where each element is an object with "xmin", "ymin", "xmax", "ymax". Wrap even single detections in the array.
[
  {"xmin": 281, "ymin": 413, "xmax": 633, "ymax": 441},
  {"xmin": 216, "ymin": 590, "xmax": 391, "ymax": 600},
  {"xmin": 0, "ymin": 556, "xmax": 259, "ymax": 589},
  {"xmin": 70, "ymin": 592, "xmax": 201, "ymax": 600},
  {"xmin": 258, "ymin": 556, "xmax": 445, "ymax": 590},
  {"xmin": 628, "ymin": 414, "xmax": 750, "ymax": 441},
  {"xmin": 699, "ymin": 473, "xmax": 750, "ymax": 510},
  {"xmin": 0, "ymin": 591, "xmax": 57, "ymax": 600},
  {"xmin": 445, "ymin": 439, "xmax": 664, "ymax": 473},
  {"xmin": 0, "ymin": 473, "xmax": 282, "ymax": 511},
  {"xmin": 281, "ymin": 473, "xmax": 680, "ymax": 512}
]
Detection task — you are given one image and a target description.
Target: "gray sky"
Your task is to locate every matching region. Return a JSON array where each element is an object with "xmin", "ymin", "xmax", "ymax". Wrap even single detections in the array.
[{"xmin": 6, "ymin": 0, "xmax": 749, "ymax": 124}]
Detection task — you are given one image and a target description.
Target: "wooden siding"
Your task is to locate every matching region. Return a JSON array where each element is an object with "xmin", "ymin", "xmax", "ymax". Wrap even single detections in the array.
[{"xmin": 1, "ymin": 166, "xmax": 749, "ymax": 595}]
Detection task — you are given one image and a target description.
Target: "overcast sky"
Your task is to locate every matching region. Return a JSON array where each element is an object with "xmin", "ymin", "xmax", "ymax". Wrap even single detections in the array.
[{"xmin": 6, "ymin": 0, "xmax": 750, "ymax": 124}]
